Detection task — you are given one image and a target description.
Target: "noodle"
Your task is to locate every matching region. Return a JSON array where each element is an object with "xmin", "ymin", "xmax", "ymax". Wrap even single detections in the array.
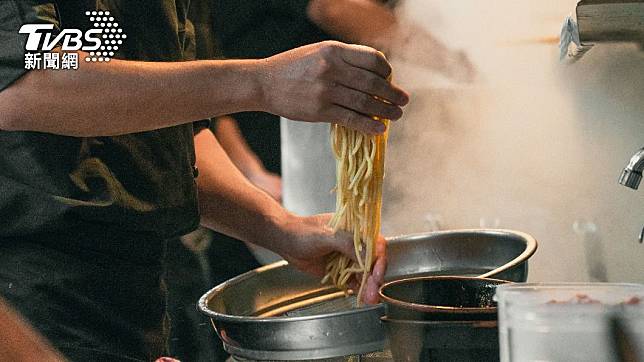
[{"xmin": 323, "ymin": 109, "xmax": 390, "ymax": 306}]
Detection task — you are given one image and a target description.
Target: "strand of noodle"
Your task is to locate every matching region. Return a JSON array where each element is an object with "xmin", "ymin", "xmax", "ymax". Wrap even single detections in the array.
[
  {"xmin": 347, "ymin": 132, "xmax": 355, "ymax": 177},
  {"xmin": 358, "ymin": 141, "xmax": 375, "ymax": 205},
  {"xmin": 353, "ymin": 228, "xmax": 364, "ymax": 269},
  {"xmin": 339, "ymin": 271, "xmax": 354, "ymax": 286},
  {"xmin": 331, "ymin": 126, "xmax": 341, "ymax": 159},
  {"xmin": 351, "ymin": 132, "xmax": 362, "ymax": 155},
  {"xmin": 349, "ymin": 147, "xmax": 368, "ymax": 190},
  {"xmin": 330, "ymin": 203, "xmax": 347, "ymax": 231}
]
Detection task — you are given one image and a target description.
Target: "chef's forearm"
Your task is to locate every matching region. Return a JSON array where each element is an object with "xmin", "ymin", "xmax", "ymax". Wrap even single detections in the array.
[
  {"xmin": 0, "ymin": 42, "xmax": 407, "ymax": 137},
  {"xmin": 213, "ymin": 116, "xmax": 266, "ymax": 178},
  {"xmin": 0, "ymin": 53, "xmax": 265, "ymax": 137},
  {"xmin": 307, "ymin": 0, "xmax": 398, "ymax": 52},
  {"xmin": 195, "ymin": 128, "xmax": 293, "ymax": 253}
]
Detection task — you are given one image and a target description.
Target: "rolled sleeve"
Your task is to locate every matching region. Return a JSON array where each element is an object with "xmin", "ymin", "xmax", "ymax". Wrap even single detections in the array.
[{"xmin": 0, "ymin": 0, "xmax": 60, "ymax": 91}]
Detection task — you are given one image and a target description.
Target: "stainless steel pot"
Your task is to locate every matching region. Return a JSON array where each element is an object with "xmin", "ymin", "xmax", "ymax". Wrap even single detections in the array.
[{"xmin": 198, "ymin": 229, "xmax": 537, "ymax": 360}]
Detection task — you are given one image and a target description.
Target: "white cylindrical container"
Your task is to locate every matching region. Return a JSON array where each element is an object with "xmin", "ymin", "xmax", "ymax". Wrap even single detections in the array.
[
  {"xmin": 281, "ymin": 118, "xmax": 336, "ymax": 216},
  {"xmin": 496, "ymin": 283, "xmax": 644, "ymax": 362}
]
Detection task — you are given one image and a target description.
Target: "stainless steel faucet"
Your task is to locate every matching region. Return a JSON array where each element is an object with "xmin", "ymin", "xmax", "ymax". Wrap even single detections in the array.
[
  {"xmin": 619, "ymin": 147, "xmax": 644, "ymax": 243},
  {"xmin": 619, "ymin": 147, "xmax": 644, "ymax": 190}
]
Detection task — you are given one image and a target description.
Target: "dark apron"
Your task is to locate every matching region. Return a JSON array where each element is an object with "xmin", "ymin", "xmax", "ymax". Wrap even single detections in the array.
[{"xmin": 0, "ymin": 238, "xmax": 168, "ymax": 361}]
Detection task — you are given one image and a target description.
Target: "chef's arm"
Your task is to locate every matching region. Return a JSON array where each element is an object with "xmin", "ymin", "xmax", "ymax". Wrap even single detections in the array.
[
  {"xmin": 0, "ymin": 41, "xmax": 408, "ymax": 137},
  {"xmin": 306, "ymin": 0, "xmax": 475, "ymax": 81},
  {"xmin": 213, "ymin": 116, "xmax": 266, "ymax": 180},
  {"xmin": 213, "ymin": 116, "xmax": 283, "ymax": 201},
  {"xmin": 0, "ymin": 55, "xmax": 262, "ymax": 137},
  {"xmin": 195, "ymin": 124, "xmax": 385, "ymax": 303},
  {"xmin": 195, "ymin": 128, "xmax": 347, "ymax": 273},
  {"xmin": 307, "ymin": 0, "xmax": 397, "ymax": 52},
  {"xmin": 195, "ymin": 127, "xmax": 297, "ymax": 251}
]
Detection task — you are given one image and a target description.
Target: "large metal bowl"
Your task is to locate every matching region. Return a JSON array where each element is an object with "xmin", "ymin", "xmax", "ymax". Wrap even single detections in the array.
[
  {"xmin": 198, "ymin": 229, "xmax": 537, "ymax": 360},
  {"xmin": 385, "ymin": 229, "xmax": 536, "ymax": 281}
]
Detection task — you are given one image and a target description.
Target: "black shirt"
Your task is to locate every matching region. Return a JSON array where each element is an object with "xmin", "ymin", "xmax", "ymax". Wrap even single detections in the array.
[
  {"xmin": 212, "ymin": 0, "xmax": 332, "ymax": 174},
  {"xmin": 0, "ymin": 0, "xmax": 211, "ymax": 257},
  {"xmin": 0, "ymin": 4, "xmax": 219, "ymax": 360},
  {"xmin": 213, "ymin": 1, "xmax": 330, "ymax": 59}
]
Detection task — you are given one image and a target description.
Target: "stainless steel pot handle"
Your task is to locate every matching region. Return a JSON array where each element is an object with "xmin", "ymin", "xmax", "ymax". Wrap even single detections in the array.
[{"xmin": 475, "ymin": 230, "xmax": 537, "ymax": 279}]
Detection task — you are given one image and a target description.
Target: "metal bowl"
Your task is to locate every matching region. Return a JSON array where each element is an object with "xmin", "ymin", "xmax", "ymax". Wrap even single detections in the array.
[
  {"xmin": 198, "ymin": 262, "xmax": 385, "ymax": 360},
  {"xmin": 385, "ymin": 229, "xmax": 537, "ymax": 281},
  {"xmin": 379, "ymin": 276, "xmax": 510, "ymax": 321},
  {"xmin": 379, "ymin": 276, "xmax": 512, "ymax": 361},
  {"xmin": 198, "ymin": 229, "xmax": 537, "ymax": 360}
]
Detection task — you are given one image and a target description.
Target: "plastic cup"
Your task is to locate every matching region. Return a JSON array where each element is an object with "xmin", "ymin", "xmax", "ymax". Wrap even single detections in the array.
[{"xmin": 495, "ymin": 283, "xmax": 644, "ymax": 362}]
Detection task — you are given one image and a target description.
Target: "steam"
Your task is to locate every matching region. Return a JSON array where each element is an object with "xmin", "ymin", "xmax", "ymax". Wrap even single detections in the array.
[{"xmin": 381, "ymin": 0, "xmax": 644, "ymax": 283}]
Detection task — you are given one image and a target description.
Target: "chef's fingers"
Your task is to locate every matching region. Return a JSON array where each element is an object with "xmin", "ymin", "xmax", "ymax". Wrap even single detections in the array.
[
  {"xmin": 375, "ymin": 235, "xmax": 387, "ymax": 258},
  {"xmin": 363, "ymin": 274, "xmax": 380, "ymax": 305},
  {"xmin": 371, "ymin": 254, "xmax": 387, "ymax": 287},
  {"xmin": 339, "ymin": 44, "xmax": 392, "ymax": 79},
  {"xmin": 358, "ymin": 255, "xmax": 387, "ymax": 305},
  {"xmin": 330, "ymin": 228, "xmax": 360, "ymax": 264},
  {"xmin": 328, "ymin": 105, "xmax": 387, "ymax": 135},
  {"xmin": 330, "ymin": 85, "xmax": 403, "ymax": 122},
  {"xmin": 332, "ymin": 66, "xmax": 409, "ymax": 107},
  {"xmin": 311, "ymin": 213, "xmax": 355, "ymax": 262}
]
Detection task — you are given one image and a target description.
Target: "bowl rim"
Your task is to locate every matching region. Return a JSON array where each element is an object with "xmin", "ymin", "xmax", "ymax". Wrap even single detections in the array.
[
  {"xmin": 198, "ymin": 260, "xmax": 386, "ymax": 323},
  {"xmin": 379, "ymin": 276, "xmax": 512, "ymax": 314}
]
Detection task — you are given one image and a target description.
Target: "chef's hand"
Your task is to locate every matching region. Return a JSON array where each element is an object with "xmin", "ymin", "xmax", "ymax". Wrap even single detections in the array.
[
  {"xmin": 357, "ymin": 233, "xmax": 386, "ymax": 304},
  {"xmin": 260, "ymin": 41, "xmax": 409, "ymax": 135},
  {"xmin": 275, "ymin": 213, "xmax": 386, "ymax": 305}
]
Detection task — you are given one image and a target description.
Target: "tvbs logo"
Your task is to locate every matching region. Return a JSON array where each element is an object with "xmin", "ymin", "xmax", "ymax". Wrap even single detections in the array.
[{"xmin": 19, "ymin": 10, "xmax": 126, "ymax": 70}]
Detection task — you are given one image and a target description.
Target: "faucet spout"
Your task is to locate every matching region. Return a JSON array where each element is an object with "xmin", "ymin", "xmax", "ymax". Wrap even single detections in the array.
[{"xmin": 619, "ymin": 147, "xmax": 644, "ymax": 190}]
